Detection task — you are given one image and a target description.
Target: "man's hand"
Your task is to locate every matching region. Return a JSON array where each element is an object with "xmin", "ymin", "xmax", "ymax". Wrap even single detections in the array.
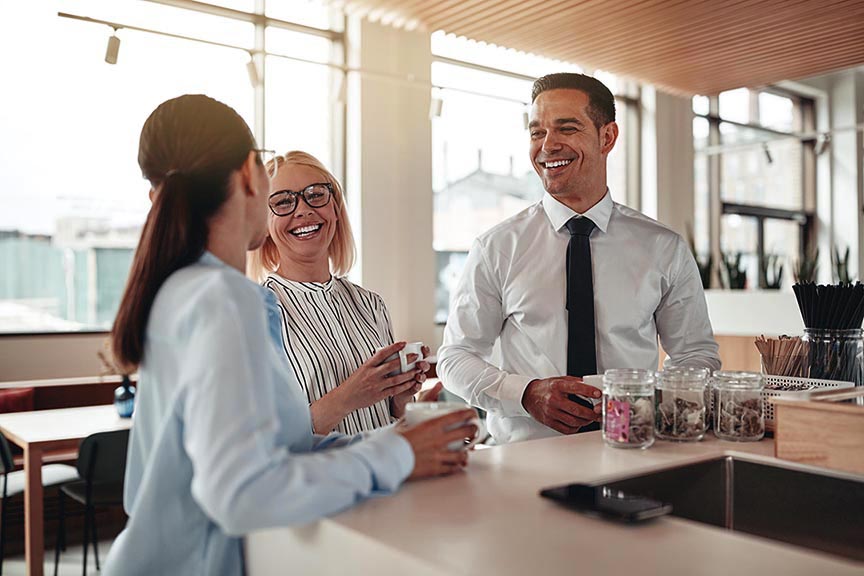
[{"xmin": 521, "ymin": 377, "xmax": 602, "ymax": 434}]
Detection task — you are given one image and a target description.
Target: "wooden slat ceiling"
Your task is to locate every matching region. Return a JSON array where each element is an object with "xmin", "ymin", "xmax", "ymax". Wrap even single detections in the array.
[{"xmin": 333, "ymin": 0, "xmax": 864, "ymax": 95}]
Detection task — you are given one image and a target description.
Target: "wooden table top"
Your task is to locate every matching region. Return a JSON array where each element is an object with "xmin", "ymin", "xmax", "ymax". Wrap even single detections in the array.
[{"xmin": 0, "ymin": 404, "xmax": 132, "ymax": 447}]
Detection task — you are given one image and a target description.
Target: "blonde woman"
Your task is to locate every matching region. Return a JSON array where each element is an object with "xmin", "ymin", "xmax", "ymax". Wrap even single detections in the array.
[{"xmin": 250, "ymin": 151, "xmax": 440, "ymax": 435}]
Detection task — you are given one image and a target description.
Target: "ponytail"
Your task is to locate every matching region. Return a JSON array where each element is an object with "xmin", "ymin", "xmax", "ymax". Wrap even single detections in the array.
[
  {"xmin": 111, "ymin": 172, "xmax": 227, "ymax": 369},
  {"xmin": 110, "ymin": 94, "xmax": 255, "ymax": 370}
]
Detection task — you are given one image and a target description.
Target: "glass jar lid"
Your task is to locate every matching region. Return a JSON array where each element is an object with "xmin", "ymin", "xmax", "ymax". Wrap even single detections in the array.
[
  {"xmin": 711, "ymin": 370, "xmax": 763, "ymax": 390},
  {"xmin": 603, "ymin": 368, "xmax": 655, "ymax": 391},
  {"xmin": 657, "ymin": 366, "xmax": 710, "ymax": 389}
]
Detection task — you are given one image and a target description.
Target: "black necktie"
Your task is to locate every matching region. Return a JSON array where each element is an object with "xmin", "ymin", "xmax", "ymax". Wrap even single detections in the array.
[{"xmin": 565, "ymin": 216, "xmax": 600, "ymax": 431}]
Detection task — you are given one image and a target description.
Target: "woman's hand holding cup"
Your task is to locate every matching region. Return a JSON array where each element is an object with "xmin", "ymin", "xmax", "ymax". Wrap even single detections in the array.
[
  {"xmin": 337, "ymin": 342, "xmax": 422, "ymax": 413},
  {"xmin": 397, "ymin": 406, "xmax": 479, "ymax": 479}
]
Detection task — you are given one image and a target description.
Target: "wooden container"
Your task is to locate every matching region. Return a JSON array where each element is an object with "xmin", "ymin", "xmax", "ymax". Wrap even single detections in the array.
[{"xmin": 773, "ymin": 387, "xmax": 864, "ymax": 475}]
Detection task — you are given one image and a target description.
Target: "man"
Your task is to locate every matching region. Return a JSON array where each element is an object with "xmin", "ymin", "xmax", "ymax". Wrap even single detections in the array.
[{"xmin": 438, "ymin": 73, "xmax": 720, "ymax": 444}]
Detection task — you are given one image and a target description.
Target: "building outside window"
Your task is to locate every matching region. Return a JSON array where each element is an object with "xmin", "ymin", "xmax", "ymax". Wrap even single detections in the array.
[
  {"xmin": 692, "ymin": 88, "xmax": 815, "ymax": 290},
  {"xmin": 432, "ymin": 32, "xmax": 637, "ymax": 323},
  {"xmin": 0, "ymin": 0, "xmax": 342, "ymax": 333}
]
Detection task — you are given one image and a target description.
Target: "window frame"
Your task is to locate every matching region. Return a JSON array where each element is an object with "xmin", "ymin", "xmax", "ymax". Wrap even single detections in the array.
[
  {"xmin": 0, "ymin": 0, "xmax": 345, "ymax": 336},
  {"xmin": 696, "ymin": 88, "xmax": 816, "ymax": 289}
]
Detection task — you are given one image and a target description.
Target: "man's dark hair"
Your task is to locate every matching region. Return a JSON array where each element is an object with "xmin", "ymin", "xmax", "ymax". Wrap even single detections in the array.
[{"xmin": 531, "ymin": 73, "xmax": 616, "ymax": 129}]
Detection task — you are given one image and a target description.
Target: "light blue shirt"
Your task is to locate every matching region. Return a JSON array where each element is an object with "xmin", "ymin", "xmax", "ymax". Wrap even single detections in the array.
[{"xmin": 104, "ymin": 253, "xmax": 414, "ymax": 576}]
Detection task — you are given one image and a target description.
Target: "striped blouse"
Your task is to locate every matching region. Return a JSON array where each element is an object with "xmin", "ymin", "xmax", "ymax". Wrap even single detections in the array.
[{"xmin": 263, "ymin": 273, "xmax": 395, "ymax": 435}]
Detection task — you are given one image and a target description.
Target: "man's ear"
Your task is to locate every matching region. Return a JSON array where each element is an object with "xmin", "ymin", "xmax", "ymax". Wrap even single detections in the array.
[{"xmin": 600, "ymin": 121, "xmax": 619, "ymax": 155}]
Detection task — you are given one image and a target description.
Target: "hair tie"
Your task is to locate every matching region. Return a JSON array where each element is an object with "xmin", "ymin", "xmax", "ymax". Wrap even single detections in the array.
[{"xmin": 164, "ymin": 169, "xmax": 182, "ymax": 178}]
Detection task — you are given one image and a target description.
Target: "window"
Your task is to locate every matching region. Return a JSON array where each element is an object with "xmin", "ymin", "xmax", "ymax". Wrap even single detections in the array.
[
  {"xmin": 0, "ymin": 0, "xmax": 342, "ymax": 333},
  {"xmin": 432, "ymin": 33, "xmax": 638, "ymax": 323},
  {"xmin": 693, "ymin": 88, "xmax": 814, "ymax": 290}
]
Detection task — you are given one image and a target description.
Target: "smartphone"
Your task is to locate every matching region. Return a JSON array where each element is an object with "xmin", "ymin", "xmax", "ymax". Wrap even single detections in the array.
[{"xmin": 540, "ymin": 483, "xmax": 672, "ymax": 523}]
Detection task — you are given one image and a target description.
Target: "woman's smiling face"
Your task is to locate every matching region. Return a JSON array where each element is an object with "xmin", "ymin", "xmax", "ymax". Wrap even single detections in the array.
[{"xmin": 267, "ymin": 163, "xmax": 338, "ymax": 269}]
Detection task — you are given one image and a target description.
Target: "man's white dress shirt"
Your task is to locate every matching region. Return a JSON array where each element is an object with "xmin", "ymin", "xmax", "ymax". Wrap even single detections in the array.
[{"xmin": 438, "ymin": 191, "xmax": 720, "ymax": 444}]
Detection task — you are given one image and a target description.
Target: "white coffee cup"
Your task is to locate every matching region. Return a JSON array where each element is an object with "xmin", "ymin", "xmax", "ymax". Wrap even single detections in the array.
[
  {"xmin": 379, "ymin": 341, "xmax": 424, "ymax": 376},
  {"xmin": 580, "ymin": 374, "xmax": 604, "ymax": 406},
  {"xmin": 403, "ymin": 401, "xmax": 484, "ymax": 451}
]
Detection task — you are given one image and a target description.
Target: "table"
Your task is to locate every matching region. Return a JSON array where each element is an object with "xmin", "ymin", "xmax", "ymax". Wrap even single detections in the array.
[
  {"xmin": 0, "ymin": 405, "xmax": 132, "ymax": 576},
  {"xmin": 247, "ymin": 433, "xmax": 864, "ymax": 576}
]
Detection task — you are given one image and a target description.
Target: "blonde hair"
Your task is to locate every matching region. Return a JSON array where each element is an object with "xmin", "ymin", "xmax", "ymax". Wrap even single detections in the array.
[{"xmin": 248, "ymin": 151, "xmax": 356, "ymax": 282}]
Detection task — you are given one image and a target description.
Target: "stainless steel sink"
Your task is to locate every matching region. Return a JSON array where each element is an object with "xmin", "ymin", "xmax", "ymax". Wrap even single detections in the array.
[{"xmin": 602, "ymin": 456, "xmax": 864, "ymax": 562}]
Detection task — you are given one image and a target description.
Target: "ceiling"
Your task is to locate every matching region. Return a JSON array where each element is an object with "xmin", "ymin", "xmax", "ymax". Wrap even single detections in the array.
[{"xmin": 335, "ymin": 0, "xmax": 864, "ymax": 95}]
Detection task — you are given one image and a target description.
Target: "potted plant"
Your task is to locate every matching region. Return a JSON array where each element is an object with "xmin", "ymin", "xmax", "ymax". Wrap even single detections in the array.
[
  {"xmin": 832, "ymin": 245, "xmax": 854, "ymax": 284},
  {"xmin": 793, "ymin": 247, "xmax": 819, "ymax": 284},
  {"xmin": 98, "ymin": 341, "xmax": 136, "ymax": 419},
  {"xmin": 720, "ymin": 251, "xmax": 747, "ymax": 290},
  {"xmin": 759, "ymin": 254, "xmax": 784, "ymax": 290}
]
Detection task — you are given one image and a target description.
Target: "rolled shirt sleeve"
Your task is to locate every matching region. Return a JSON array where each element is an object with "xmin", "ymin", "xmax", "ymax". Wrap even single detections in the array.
[{"xmin": 438, "ymin": 240, "xmax": 532, "ymax": 418}]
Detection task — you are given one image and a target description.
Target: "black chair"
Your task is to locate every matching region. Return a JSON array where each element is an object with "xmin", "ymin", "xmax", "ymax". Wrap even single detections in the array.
[
  {"xmin": 0, "ymin": 433, "xmax": 77, "ymax": 575},
  {"xmin": 54, "ymin": 429, "xmax": 129, "ymax": 576}
]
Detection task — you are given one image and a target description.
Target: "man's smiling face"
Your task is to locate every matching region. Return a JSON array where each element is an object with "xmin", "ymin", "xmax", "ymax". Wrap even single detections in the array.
[{"xmin": 528, "ymin": 88, "xmax": 617, "ymax": 202}]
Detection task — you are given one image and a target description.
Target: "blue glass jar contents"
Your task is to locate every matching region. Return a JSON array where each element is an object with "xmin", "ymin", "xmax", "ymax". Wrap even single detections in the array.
[{"xmin": 114, "ymin": 375, "xmax": 136, "ymax": 418}]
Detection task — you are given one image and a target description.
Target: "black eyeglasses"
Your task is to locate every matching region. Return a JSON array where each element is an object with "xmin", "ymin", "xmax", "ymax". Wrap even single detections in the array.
[
  {"xmin": 268, "ymin": 183, "xmax": 333, "ymax": 216},
  {"xmin": 255, "ymin": 149, "xmax": 278, "ymax": 178}
]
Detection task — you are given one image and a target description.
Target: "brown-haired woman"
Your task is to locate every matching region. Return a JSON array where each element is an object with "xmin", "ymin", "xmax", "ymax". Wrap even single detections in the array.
[
  {"xmin": 249, "ymin": 151, "xmax": 440, "ymax": 436},
  {"xmin": 103, "ymin": 95, "xmax": 476, "ymax": 576}
]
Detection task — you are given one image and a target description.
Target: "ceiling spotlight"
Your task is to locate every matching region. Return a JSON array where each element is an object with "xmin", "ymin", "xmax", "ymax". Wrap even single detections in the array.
[
  {"xmin": 762, "ymin": 142, "xmax": 773, "ymax": 164},
  {"xmin": 105, "ymin": 31, "xmax": 120, "ymax": 65},
  {"xmin": 429, "ymin": 97, "xmax": 443, "ymax": 119},
  {"xmin": 331, "ymin": 74, "xmax": 346, "ymax": 105},
  {"xmin": 246, "ymin": 56, "xmax": 260, "ymax": 88},
  {"xmin": 814, "ymin": 133, "xmax": 831, "ymax": 156}
]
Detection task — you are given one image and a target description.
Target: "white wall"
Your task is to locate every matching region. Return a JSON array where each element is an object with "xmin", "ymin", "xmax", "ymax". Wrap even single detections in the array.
[
  {"xmin": 642, "ymin": 87, "xmax": 695, "ymax": 238},
  {"xmin": 347, "ymin": 18, "xmax": 436, "ymax": 347},
  {"xmin": 0, "ymin": 333, "xmax": 105, "ymax": 381}
]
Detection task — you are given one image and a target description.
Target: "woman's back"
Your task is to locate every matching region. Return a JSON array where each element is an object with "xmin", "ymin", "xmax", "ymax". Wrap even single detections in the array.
[
  {"xmin": 110, "ymin": 253, "xmax": 302, "ymax": 575},
  {"xmin": 108, "ymin": 254, "xmax": 417, "ymax": 576}
]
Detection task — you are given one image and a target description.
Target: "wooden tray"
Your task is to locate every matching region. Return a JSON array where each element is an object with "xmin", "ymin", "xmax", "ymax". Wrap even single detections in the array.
[{"xmin": 773, "ymin": 387, "xmax": 864, "ymax": 475}]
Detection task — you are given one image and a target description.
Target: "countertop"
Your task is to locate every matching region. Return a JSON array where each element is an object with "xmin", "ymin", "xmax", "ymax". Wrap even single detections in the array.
[{"xmin": 246, "ymin": 432, "xmax": 863, "ymax": 575}]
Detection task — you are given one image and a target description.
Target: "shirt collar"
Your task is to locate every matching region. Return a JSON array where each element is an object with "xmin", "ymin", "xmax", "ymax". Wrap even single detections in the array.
[
  {"xmin": 542, "ymin": 189, "xmax": 613, "ymax": 234},
  {"xmin": 199, "ymin": 251, "xmax": 273, "ymax": 300},
  {"xmin": 266, "ymin": 272, "xmax": 335, "ymax": 294}
]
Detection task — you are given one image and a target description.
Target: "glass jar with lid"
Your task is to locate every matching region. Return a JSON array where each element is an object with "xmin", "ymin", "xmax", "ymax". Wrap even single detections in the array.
[
  {"xmin": 712, "ymin": 371, "xmax": 764, "ymax": 442},
  {"xmin": 655, "ymin": 366, "xmax": 710, "ymax": 441},
  {"xmin": 602, "ymin": 369, "xmax": 655, "ymax": 449}
]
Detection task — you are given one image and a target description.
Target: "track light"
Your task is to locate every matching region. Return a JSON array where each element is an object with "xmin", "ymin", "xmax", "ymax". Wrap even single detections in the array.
[
  {"xmin": 814, "ymin": 133, "xmax": 831, "ymax": 156},
  {"xmin": 246, "ymin": 55, "xmax": 260, "ymax": 87},
  {"xmin": 105, "ymin": 30, "xmax": 120, "ymax": 65},
  {"xmin": 429, "ymin": 97, "xmax": 443, "ymax": 119},
  {"xmin": 331, "ymin": 74, "xmax": 346, "ymax": 105},
  {"xmin": 762, "ymin": 142, "xmax": 773, "ymax": 164}
]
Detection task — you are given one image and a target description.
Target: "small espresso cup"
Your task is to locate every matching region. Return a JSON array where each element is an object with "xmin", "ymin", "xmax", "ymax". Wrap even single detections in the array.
[
  {"xmin": 379, "ymin": 341, "xmax": 424, "ymax": 376},
  {"xmin": 581, "ymin": 374, "xmax": 604, "ymax": 406},
  {"xmin": 403, "ymin": 401, "xmax": 484, "ymax": 451}
]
